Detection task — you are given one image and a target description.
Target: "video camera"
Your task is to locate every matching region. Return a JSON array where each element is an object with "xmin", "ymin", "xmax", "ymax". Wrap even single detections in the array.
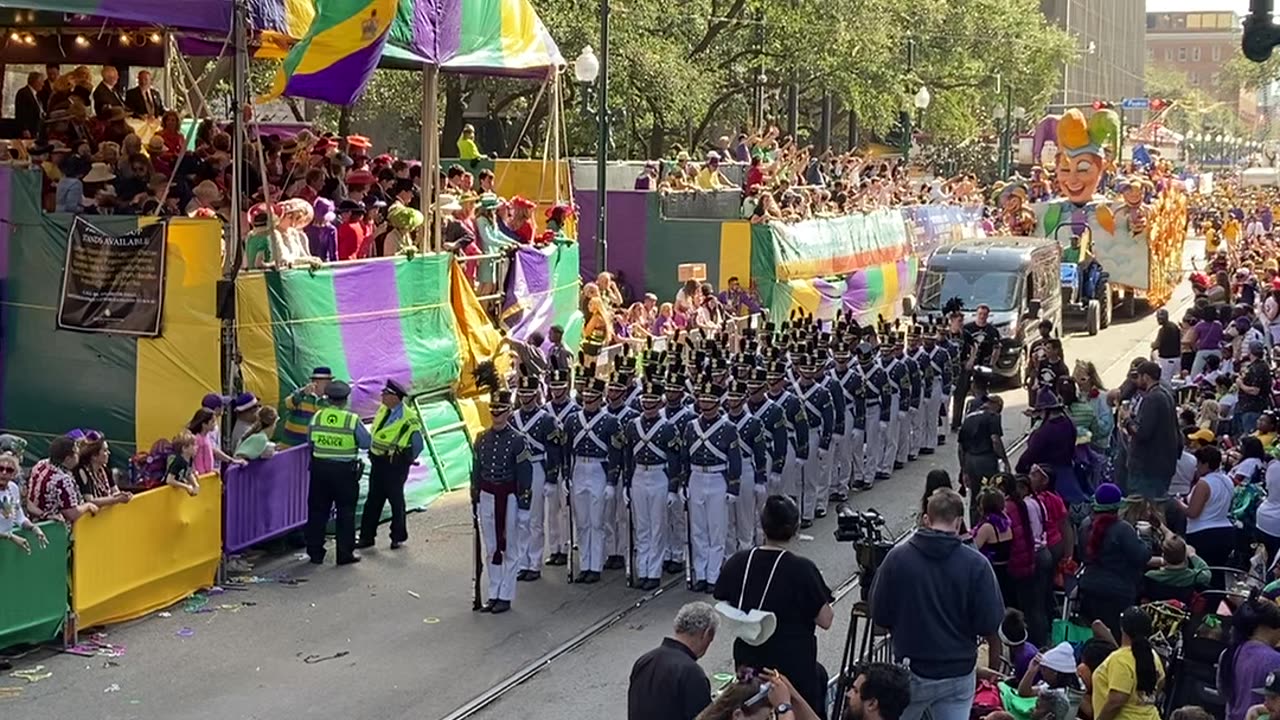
[{"xmin": 834, "ymin": 504, "xmax": 894, "ymax": 600}]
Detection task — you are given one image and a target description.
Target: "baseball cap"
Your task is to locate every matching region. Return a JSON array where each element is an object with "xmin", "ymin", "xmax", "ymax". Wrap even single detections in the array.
[
  {"xmin": 1187, "ymin": 428, "xmax": 1216, "ymax": 444},
  {"xmin": 1040, "ymin": 642, "xmax": 1077, "ymax": 674},
  {"xmin": 1254, "ymin": 670, "xmax": 1280, "ymax": 696}
]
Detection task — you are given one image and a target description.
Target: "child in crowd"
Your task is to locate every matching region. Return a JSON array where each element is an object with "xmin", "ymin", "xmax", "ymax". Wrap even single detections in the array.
[
  {"xmin": 1000, "ymin": 608, "xmax": 1037, "ymax": 682},
  {"xmin": 185, "ymin": 407, "xmax": 246, "ymax": 474},
  {"xmin": 55, "ymin": 155, "xmax": 88, "ymax": 213},
  {"xmin": 166, "ymin": 431, "xmax": 201, "ymax": 497},
  {"xmin": 1143, "ymin": 534, "xmax": 1211, "ymax": 593},
  {"xmin": 234, "ymin": 407, "xmax": 279, "ymax": 461}
]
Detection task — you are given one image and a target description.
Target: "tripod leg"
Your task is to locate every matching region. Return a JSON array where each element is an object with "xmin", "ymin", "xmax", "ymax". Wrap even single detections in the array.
[{"xmin": 566, "ymin": 470, "xmax": 576, "ymax": 583}]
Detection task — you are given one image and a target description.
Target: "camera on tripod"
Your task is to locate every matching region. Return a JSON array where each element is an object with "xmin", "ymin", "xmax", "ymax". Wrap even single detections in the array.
[{"xmin": 833, "ymin": 503, "xmax": 887, "ymax": 544}]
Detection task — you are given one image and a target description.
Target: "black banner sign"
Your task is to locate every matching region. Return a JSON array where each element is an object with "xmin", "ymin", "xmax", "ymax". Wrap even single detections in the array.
[{"xmin": 57, "ymin": 217, "xmax": 167, "ymax": 337}]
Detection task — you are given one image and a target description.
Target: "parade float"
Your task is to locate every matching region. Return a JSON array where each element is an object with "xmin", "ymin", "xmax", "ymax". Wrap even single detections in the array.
[{"xmin": 1030, "ymin": 109, "xmax": 1187, "ymax": 320}]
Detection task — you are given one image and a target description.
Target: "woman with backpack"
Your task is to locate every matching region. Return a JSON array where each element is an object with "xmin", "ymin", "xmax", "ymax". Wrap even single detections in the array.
[{"xmin": 1178, "ymin": 445, "xmax": 1237, "ymax": 589}]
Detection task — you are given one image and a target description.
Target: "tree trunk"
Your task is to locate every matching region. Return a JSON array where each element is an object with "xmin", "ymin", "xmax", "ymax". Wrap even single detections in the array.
[
  {"xmin": 337, "ymin": 106, "xmax": 353, "ymax": 136},
  {"xmin": 441, "ymin": 76, "xmax": 467, "ymax": 161},
  {"xmin": 647, "ymin": 123, "xmax": 665, "ymax": 161}
]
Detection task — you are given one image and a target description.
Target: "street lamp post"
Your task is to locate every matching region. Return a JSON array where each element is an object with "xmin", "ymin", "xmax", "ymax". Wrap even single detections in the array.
[
  {"xmin": 906, "ymin": 85, "xmax": 930, "ymax": 162},
  {"xmin": 993, "ymin": 104, "xmax": 1007, "ymax": 178},
  {"xmin": 574, "ymin": 32, "xmax": 609, "ymax": 274}
]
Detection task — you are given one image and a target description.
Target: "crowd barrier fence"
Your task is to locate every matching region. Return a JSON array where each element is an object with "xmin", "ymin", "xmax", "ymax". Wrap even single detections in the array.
[
  {"xmin": 223, "ymin": 445, "xmax": 311, "ymax": 554},
  {"xmin": 0, "ymin": 521, "xmax": 70, "ymax": 649},
  {"xmin": 72, "ymin": 473, "xmax": 223, "ymax": 631}
]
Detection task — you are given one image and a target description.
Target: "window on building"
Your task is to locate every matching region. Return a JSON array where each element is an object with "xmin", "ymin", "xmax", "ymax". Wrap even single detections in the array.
[
  {"xmin": 1212, "ymin": 45, "xmax": 1222, "ymax": 62},
  {"xmin": 1147, "ymin": 14, "xmax": 1157, "ymax": 30},
  {"xmin": 1173, "ymin": 14, "xmax": 1186, "ymax": 29},
  {"xmin": 1165, "ymin": 48, "xmax": 1173, "ymax": 61},
  {"xmin": 1189, "ymin": 72, "xmax": 1200, "ymax": 86},
  {"xmin": 1147, "ymin": 47, "xmax": 1154, "ymax": 61},
  {"xmin": 1178, "ymin": 47, "xmax": 1187, "ymax": 62},
  {"xmin": 1188, "ymin": 14, "xmax": 1203, "ymax": 29},
  {"xmin": 1192, "ymin": 46, "xmax": 1202, "ymax": 61}
]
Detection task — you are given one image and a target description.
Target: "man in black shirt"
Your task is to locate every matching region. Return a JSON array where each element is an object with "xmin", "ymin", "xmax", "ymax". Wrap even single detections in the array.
[
  {"xmin": 1034, "ymin": 339, "xmax": 1070, "ymax": 394},
  {"xmin": 628, "ymin": 601, "xmax": 717, "ymax": 720},
  {"xmin": 1151, "ymin": 309, "xmax": 1182, "ymax": 387},
  {"xmin": 1237, "ymin": 340, "xmax": 1273, "ymax": 434},
  {"xmin": 963, "ymin": 304, "xmax": 1002, "ymax": 370},
  {"xmin": 958, "ymin": 393, "xmax": 1008, "ymax": 519}
]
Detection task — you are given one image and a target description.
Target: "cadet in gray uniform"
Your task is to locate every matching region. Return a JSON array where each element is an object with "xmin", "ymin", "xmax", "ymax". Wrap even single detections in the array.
[
  {"xmin": 621, "ymin": 380, "xmax": 681, "ymax": 591},
  {"xmin": 471, "ymin": 390, "xmax": 533, "ymax": 613},
  {"xmin": 681, "ymin": 381, "xmax": 741, "ymax": 594}
]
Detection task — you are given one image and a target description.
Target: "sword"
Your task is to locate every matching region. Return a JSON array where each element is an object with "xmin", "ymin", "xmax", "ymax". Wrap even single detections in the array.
[{"xmin": 470, "ymin": 498, "xmax": 483, "ymax": 611}]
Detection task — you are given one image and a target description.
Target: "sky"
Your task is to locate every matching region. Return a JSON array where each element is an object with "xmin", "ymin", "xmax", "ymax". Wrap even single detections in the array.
[{"xmin": 1145, "ymin": 0, "xmax": 1249, "ymax": 13}]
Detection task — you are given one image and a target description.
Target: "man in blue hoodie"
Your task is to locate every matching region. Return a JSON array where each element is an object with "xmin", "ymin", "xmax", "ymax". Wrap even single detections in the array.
[{"xmin": 869, "ymin": 488, "xmax": 1004, "ymax": 720}]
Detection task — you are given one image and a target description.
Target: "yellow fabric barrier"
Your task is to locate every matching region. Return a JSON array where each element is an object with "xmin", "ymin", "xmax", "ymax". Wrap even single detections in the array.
[
  {"xmin": 449, "ymin": 262, "xmax": 503, "ymax": 398},
  {"xmin": 234, "ymin": 273, "xmax": 283, "ymax": 409},
  {"xmin": 73, "ymin": 474, "xmax": 223, "ymax": 628},
  {"xmin": 492, "ymin": 159, "xmax": 573, "ymax": 208},
  {"xmin": 718, "ymin": 221, "xmax": 752, "ymax": 290},
  {"xmin": 135, "ymin": 219, "xmax": 223, "ymax": 448}
]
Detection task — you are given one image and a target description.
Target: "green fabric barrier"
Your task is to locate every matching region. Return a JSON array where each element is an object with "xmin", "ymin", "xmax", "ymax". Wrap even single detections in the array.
[
  {"xmin": 645, "ymin": 207, "xmax": 723, "ymax": 301},
  {"xmin": 0, "ymin": 522, "xmax": 69, "ymax": 650},
  {"xmin": 764, "ymin": 210, "xmax": 910, "ymax": 281},
  {"xmin": 750, "ymin": 223, "xmax": 780, "ymax": 310}
]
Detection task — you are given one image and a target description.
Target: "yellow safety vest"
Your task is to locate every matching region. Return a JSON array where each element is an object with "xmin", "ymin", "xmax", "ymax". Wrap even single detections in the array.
[
  {"xmin": 369, "ymin": 404, "xmax": 420, "ymax": 458},
  {"xmin": 310, "ymin": 408, "xmax": 360, "ymax": 461}
]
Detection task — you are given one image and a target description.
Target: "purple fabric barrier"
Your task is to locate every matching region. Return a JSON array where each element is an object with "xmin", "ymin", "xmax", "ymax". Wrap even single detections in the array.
[
  {"xmin": 575, "ymin": 190, "xmax": 650, "ymax": 292},
  {"xmin": 223, "ymin": 444, "xmax": 311, "ymax": 553}
]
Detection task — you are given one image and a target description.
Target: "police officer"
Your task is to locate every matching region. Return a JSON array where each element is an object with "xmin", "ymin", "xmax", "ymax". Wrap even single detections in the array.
[
  {"xmin": 622, "ymin": 380, "xmax": 681, "ymax": 591},
  {"xmin": 604, "ymin": 371, "xmax": 638, "ymax": 571},
  {"xmin": 306, "ymin": 380, "xmax": 371, "ymax": 566},
  {"xmin": 544, "ymin": 368, "xmax": 576, "ymax": 567},
  {"xmin": 660, "ymin": 369, "xmax": 694, "ymax": 575},
  {"xmin": 562, "ymin": 377, "xmax": 623, "ymax": 584},
  {"xmin": 357, "ymin": 379, "xmax": 424, "ymax": 550},
  {"xmin": 793, "ymin": 354, "xmax": 833, "ymax": 526},
  {"xmin": 724, "ymin": 379, "xmax": 767, "ymax": 556},
  {"xmin": 765, "ymin": 358, "xmax": 809, "ymax": 502},
  {"xmin": 682, "ymin": 381, "xmax": 741, "ymax": 594},
  {"xmin": 471, "ymin": 389, "xmax": 533, "ymax": 613},
  {"xmin": 512, "ymin": 375, "xmax": 561, "ymax": 582}
]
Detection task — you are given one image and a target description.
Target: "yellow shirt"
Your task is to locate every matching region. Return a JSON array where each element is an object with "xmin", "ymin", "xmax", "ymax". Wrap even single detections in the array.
[
  {"xmin": 695, "ymin": 166, "xmax": 725, "ymax": 190},
  {"xmin": 1225, "ymin": 219, "xmax": 1241, "ymax": 242},
  {"xmin": 1205, "ymin": 228, "xmax": 1220, "ymax": 254},
  {"xmin": 457, "ymin": 136, "xmax": 483, "ymax": 160},
  {"xmin": 1092, "ymin": 647, "xmax": 1164, "ymax": 720}
]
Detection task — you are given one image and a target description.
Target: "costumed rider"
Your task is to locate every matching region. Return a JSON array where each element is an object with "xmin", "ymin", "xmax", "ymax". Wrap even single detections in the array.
[
  {"xmin": 358, "ymin": 379, "xmax": 425, "ymax": 550},
  {"xmin": 724, "ymin": 378, "xmax": 768, "ymax": 558},
  {"xmin": 512, "ymin": 375, "xmax": 562, "ymax": 582},
  {"xmin": 1117, "ymin": 174, "xmax": 1152, "ymax": 235},
  {"xmin": 563, "ymin": 376, "xmax": 624, "ymax": 584},
  {"xmin": 998, "ymin": 181, "xmax": 1037, "ymax": 237},
  {"xmin": 306, "ymin": 380, "xmax": 371, "ymax": 566},
  {"xmin": 681, "ymin": 381, "xmax": 742, "ymax": 594},
  {"xmin": 470, "ymin": 388, "xmax": 533, "ymax": 613},
  {"xmin": 621, "ymin": 379, "xmax": 682, "ymax": 591},
  {"xmin": 1039, "ymin": 107, "xmax": 1120, "ymax": 237}
]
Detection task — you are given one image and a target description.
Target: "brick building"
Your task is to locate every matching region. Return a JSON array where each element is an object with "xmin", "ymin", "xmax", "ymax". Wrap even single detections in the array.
[{"xmin": 1145, "ymin": 10, "xmax": 1260, "ymax": 128}]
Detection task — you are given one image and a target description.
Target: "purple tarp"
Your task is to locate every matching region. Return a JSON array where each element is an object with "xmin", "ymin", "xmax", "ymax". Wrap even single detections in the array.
[{"xmin": 223, "ymin": 444, "xmax": 310, "ymax": 553}]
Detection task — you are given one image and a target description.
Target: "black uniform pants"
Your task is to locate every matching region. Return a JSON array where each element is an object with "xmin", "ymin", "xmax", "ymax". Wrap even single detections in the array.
[
  {"xmin": 950, "ymin": 373, "xmax": 970, "ymax": 430},
  {"xmin": 306, "ymin": 459, "xmax": 361, "ymax": 561},
  {"xmin": 360, "ymin": 457, "xmax": 411, "ymax": 543}
]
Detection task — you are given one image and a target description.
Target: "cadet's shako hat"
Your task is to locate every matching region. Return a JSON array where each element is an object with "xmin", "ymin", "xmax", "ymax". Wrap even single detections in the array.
[
  {"xmin": 517, "ymin": 376, "xmax": 540, "ymax": 395},
  {"xmin": 608, "ymin": 373, "xmax": 629, "ymax": 391},
  {"xmin": 311, "ymin": 366, "xmax": 334, "ymax": 380},
  {"xmin": 726, "ymin": 381, "xmax": 748, "ymax": 400},
  {"xmin": 747, "ymin": 367, "xmax": 769, "ymax": 388},
  {"xmin": 583, "ymin": 378, "xmax": 607, "ymax": 399},
  {"xmin": 641, "ymin": 381, "xmax": 664, "ymax": 400},
  {"xmin": 766, "ymin": 360, "xmax": 787, "ymax": 380},
  {"xmin": 490, "ymin": 389, "xmax": 514, "ymax": 413},
  {"xmin": 548, "ymin": 368, "xmax": 571, "ymax": 388},
  {"xmin": 697, "ymin": 381, "xmax": 724, "ymax": 402}
]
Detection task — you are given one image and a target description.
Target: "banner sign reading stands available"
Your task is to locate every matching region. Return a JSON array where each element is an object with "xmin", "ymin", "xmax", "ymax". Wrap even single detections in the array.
[{"xmin": 57, "ymin": 217, "xmax": 166, "ymax": 337}]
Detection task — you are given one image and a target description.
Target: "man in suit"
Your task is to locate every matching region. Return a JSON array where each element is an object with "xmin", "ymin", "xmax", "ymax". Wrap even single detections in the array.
[
  {"xmin": 125, "ymin": 70, "xmax": 164, "ymax": 118},
  {"xmin": 92, "ymin": 65, "xmax": 125, "ymax": 117},
  {"xmin": 36, "ymin": 64, "xmax": 58, "ymax": 108},
  {"xmin": 15, "ymin": 72, "xmax": 45, "ymax": 138}
]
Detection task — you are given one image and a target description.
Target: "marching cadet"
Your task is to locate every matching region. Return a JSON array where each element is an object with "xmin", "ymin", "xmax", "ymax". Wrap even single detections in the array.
[
  {"xmin": 793, "ymin": 354, "xmax": 834, "ymax": 526},
  {"xmin": 724, "ymin": 378, "xmax": 768, "ymax": 556},
  {"xmin": 944, "ymin": 299, "xmax": 969, "ymax": 432},
  {"xmin": 829, "ymin": 342, "xmax": 861, "ymax": 502},
  {"xmin": 306, "ymin": 380, "xmax": 372, "ymax": 566},
  {"xmin": 902, "ymin": 328, "xmax": 923, "ymax": 463},
  {"xmin": 621, "ymin": 380, "xmax": 681, "ymax": 591},
  {"xmin": 765, "ymin": 358, "xmax": 809, "ymax": 502},
  {"xmin": 562, "ymin": 377, "xmax": 624, "ymax": 584},
  {"xmin": 471, "ymin": 389, "xmax": 533, "ymax": 613},
  {"xmin": 874, "ymin": 335, "xmax": 902, "ymax": 480},
  {"xmin": 660, "ymin": 369, "xmax": 695, "ymax": 575},
  {"xmin": 681, "ymin": 381, "xmax": 741, "ymax": 594},
  {"xmin": 906, "ymin": 327, "xmax": 928, "ymax": 460},
  {"xmin": 856, "ymin": 337, "xmax": 887, "ymax": 488},
  {"xmin": 745, "ymin": 366, "xmax": 786, "ymax": 543},
  {"xmin": 358, "ymin": 379, "xmax": 425, "ymax": 551},
  {"xmin": 821, "ymin": 341, "xmax": 848, "ymax": 502},
  {"xmin": 603, "ymin": 371, "xmax": 638, "ymax": 571},
  {"xmin": 512, "ymin": 376, "xmax": 561, "ymax": 582},
  {"xmin": 919, "ymin": 324, "xmax": 947, "ymax": 456},
  {"xmin": 543, "ymin": 368, "xmax": 576, "ymax": 567}
]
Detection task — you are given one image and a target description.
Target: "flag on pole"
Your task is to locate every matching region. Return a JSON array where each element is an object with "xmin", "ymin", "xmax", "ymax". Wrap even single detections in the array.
[{"xmin": 261, "ymin": 0, "xmax": 397, "ymax": 106}]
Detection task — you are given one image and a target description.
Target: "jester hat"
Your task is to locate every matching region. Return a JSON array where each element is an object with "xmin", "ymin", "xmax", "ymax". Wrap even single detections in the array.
[{"xmin": 1056, "ymin": 108, "xmax": 1120, "ymax": 160}]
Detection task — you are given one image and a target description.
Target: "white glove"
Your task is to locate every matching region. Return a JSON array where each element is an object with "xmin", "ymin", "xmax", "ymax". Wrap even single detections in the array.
[
  {"xmin": 754, "ymin": 483, "xmax": 768, "ymax": 501},
  {"xmin": 726, "ymin": 492, "xmax": 737, "ymax": 504},
  {"xmin": 604, "ymin": 484, "xmax": 616, "ymax": 502},
  {"xmin": 817, "ymin": 447, "xmax": 828, "ymax": 461},
  {"xmin": 543, "ymin": 482, "xmax": 558, "ymax": 495},
  {"xmin": 623, "ymin": 488, "xmax": 631, "ymax": 507},
  {"xmin": 667, "ymin": 491, "xmax": 677, "ymax": 508},
  {"xmin": 878, "ymin": 420, "xmax": 888, "ymax": 432}
]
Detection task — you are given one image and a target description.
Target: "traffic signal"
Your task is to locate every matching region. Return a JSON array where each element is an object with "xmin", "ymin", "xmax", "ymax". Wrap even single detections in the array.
[
  {"xmin": 1149, "ymin": 98, "xmax": 1168, "ymax": 112},
  {"xmin": 1092, "ymin": 100, "xmax": 1115, "ymax": 111}
]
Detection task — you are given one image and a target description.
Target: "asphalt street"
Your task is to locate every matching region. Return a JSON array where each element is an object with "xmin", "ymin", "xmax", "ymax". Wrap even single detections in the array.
[{"xmin": 5, "ymin": 241, "xmax": 1201, "ymax": 720}]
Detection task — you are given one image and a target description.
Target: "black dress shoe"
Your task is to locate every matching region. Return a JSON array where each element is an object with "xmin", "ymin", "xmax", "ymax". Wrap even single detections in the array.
[
  {"xmin": 479, "ymin": 600, "xmax": 495, "ymax": 613},
  {"xmin": 893, "ymin": 462, "xmax": 905, "ymax": 470},
  {"xmin": 575, "ymin": 571, "xmax": 592, "ymax": 583},
  {"xmin": 692, "ymin": 580, "xmax": 708, "ymax": 593},
  {"xmin": 815, "ymin": 506, "xmax": 827, "ymax": 519},
  {"xmin": 643, "ymin": 578, "xmax": 660, "ymax": 591},
  {"xmin": 355, "ymin": 538, "xmax": 375, "ymax": 549},
  {"xmin": 919, "ymin": 447, "xmax": 935, "ymax": 455},
  {"xmin": 524, "ymin": 570, "xmax": 541, "ymax": 581},
  {"xmin": 336, "ymin": 554, "xmax": 362, "ymax": 566},
  {"xmin": 582, "ymin": 571, "xmax": 601, "ymax": 584},
  {"xmin": 546, "ymin": 553, "xmax": 567, "ymax": 566},
  {"xmin": 390, "ymin": 541, "xmax": 405, "ymax": 549},
  {"xmin": 829, "ymin": 492, "xmax": 847, "ymax": 503},
  {"xmin": 938, "ymin": 435, "xmax": 947, "ymax": 445},
  {"xmin": 604, "ymin": 555, "xmax": 625, "ymax": 570},
  {"xmin": 852, "ymin": 480, "xmax": 873, "ymax": 491},
  {"xmin": 800, "ymin": 518, "xmax": 813, "ymax": 529},
  {"xmin": 490, "ymin": 600, "xmax": 511, "ymax": 614},
  {"xmin": 666, "ymin": 561, "xmax": 685, "ymax": 574},
  {"xmin": 703, "ymin": 583, "xmax": 716, "ymax": 595},
  {"xmin": 907, "ymin": 455, "xmax": 918, "ymax": 462},
  {"xmin": 516, "ymin": 570, "xmax": 531, "ymax": 582},
  {"xmin": 875, "ymin": 472, "xmax": 891, "ymax": 481},
  {"xmin": 308, "ymin": 555, "xmax": 325, "ymax": 565}
]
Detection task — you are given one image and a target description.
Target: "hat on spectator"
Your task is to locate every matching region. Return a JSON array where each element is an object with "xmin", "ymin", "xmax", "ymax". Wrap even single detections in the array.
[
  {"xmin": 381, "ymin": 379, "xmax": 409, "ymax": 399},
  {"xmin": 1250, "ymin": 340, "xmax": 1268, "ymax": 358},
  {"xmin": 314, "ymin": 197, "xmax": 336, "ymax": 224},
  {"xmin": 479, "ymin": 192, "xmax": 501, "ymax": 211},
  {"xmin": 388, "ymin": 205, "xmax": 424, "ymax": 232},
  {"xmin": 345, "ymin": 169, "xmax": 375, "ymax": 186},
  {"xmin": 1040, "ymin": 642, "xmax": 1077, "ymax": 674},
  {"xmin": 1093, "ymin": 483, "xmax": 1123, "ymax": 512},
  {"xmin": 346, "ymin": 135, "xmax": 372, "ymax": 152},
  {"xmin": 676, "ymin": 150, "xmax": 691, "ymax": 162},
  {"xmin": 234, "ymin": 392, "xmax": 260, "ymax": 412},
  {"xmin": 705, "ymin": 150, "xmax": 721, "ymax": 163},
  {"xmin": 146, "ymin": 135, "xmax": 166, "ymax": 154},
  {"xmin": 437, "ymin": 193, "xmax": 463, "ymax": 212},
  {"xmin": 337, "ymin": 199, "xmax": 366, "ymax": 215},
  {"xmin": 311, "ymin": 366, "xmax": 334, "ymax": 380},
  {"xmin": 1254, "ymin": 671, "xmax": 1280, "ymax": 696},
  {"xmin": 83, "ymin": 162, "xmax": 116, "ymax": 183},
  {"xmin": 510, "ymin": 195, "xmax": 536, "ymax": 210},
  {"xmin": 280, "ymin": 138, "xmax": 300, "ymax": 155},
  {"xmin": 324, "ymin": 381, "xmax": 352, "ymax": 402},
  {"xmin": 202, "ymin": 393, "xmax": 233, "ymax": 410}
]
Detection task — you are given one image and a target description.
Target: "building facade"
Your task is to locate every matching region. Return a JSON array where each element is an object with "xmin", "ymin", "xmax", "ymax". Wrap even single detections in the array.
[
  {"xmin": 1040, "ymin": 0, "xmax": 1146, "ymax": 110},
  {"xmin": 1145, "ymin": 11, "xmax": 1260, "ymax": 128}
]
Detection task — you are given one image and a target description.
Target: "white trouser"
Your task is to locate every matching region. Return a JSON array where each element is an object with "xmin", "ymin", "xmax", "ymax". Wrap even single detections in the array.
[
  {"xmin": 801, "ymin": 429, "xmax": 825, "ymax": 520},
  {"xmin": 726, "ymin": 462, "xmax": 758, "ymax": 557},
  {"xmin": 516, "ymin": 464, "xmax": 547, "ymax": 572},
  {"xmin": 1155, "ymin": 356, "xmax": 1180, "ymax": 387},
  {"xmin": 753, "ymin": 481, "xmax": 768, "ymax": 545},
  {"xmin": 665, "ymin": 486, "xmax": 687, "ymax": 563},
  {"xmin": 544, "ymin": 473, "xmax": 569, "ymax": 555},
  {"xmin": 479, "ymin": 491, "xmax": 520, "ymax": 602},
  {"xmin": 898, "ymin": 405, "xmax": 916, "ymax": 463},
  {"xmin": 604, "ymin": 473, "xmax": 629, "ymax": 560},
  {"xmin": 881, "ymin": 397, "xmax": 901, "ymax": 474},
  {"xmin": 922, "ymin": 388, "xmax": 942, "ymax": 451},
  {"xmin": 837, "ymin": 426, "xmax": 866, "ymax": 490},
  {"xmin": 781, "ymin": 437, "xmax": 804, "ymax": 503},
  {"xmin": 631, "ymin": 467, "xmax": 668, "ymax": 581},
  {"xmin": 571, "ymin": 460, "xmax": 608, "ymax": 573},
  {"xmin": 688, "ymin": 469, "xmax": 728, "ymax": 585},
  {"xmin": 864, "ymin": 407, "xmax": 884, "ymax": 478},
  {"xmin": 939, "ymin": 392, "xmax": 951, "ymax": 438}
]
